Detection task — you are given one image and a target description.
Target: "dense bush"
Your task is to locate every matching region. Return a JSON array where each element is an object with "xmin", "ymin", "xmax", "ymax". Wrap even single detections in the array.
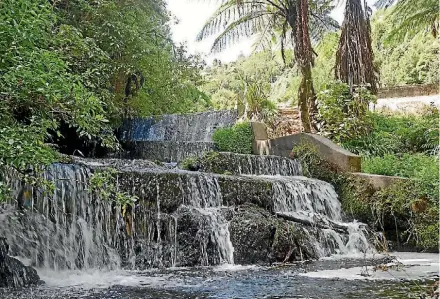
[
  {"xmin": 372, "ymin": 9, "xmax": 439, "ymax": 86},
  {"xmin": 342, "ymin": 108, "xmax": 439, "ymax": 156},
  {"xmin": 316, "ymin": 82, "xmax": 377, "ymax": 142},
  {"xmin": 362, "ymin": 153, "xmax": 437, "ymax": 177},
  {"xmin": 212, "ymin": 123, "xmax": 253, "ymax": 154},
  {"xmin": 293, "ymin": 141, "xmax": 439, "ymax": 252},
  {"xmin": 0, "ymin": 0, "xmax": 210, "ymax": 199}
]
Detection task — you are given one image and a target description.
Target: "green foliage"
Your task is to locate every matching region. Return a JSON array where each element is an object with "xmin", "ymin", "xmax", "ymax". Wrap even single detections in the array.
[
  {"xmin": 240, "ymin": 80, "xmax": 278, "ymax": 122},
  {"xmin": 372, "ymin": 10, "xmax": 439, "ymax": 86},
  {"xmin": 362, "ymin": 153, "xmax": 439, "ymax": 204},
  {"xmin": 385, "ymin": 0, "xmax": 439, "ymax": 42},
  {"xmin": 0, "ymin": 124, "xmax": 60, "ymax": 202},
  {"xmin": 0, "ymin": 0, "xmax": 209, "ymax": 195},
  {"xmin": 362, "ymin": 154, "xmax": 437, "ymax": 178},
  {"xmin": 212, "ymin": 123, "xmax": 253, "ymax": 154},
  {"xmin": 316, "ymin": 82, "xmax": 377, "ymax": 142},
  {"xmin": 89, "ymin": 168, "xmax": 138, "ymax": 211},
  {"xmin": 370, "ymin": 180, "xmax": 439, "ymax": 251},
  {"xmin": 342, "ymin": 108, "xmax": 439, "ymax": 156},
  {"xmin": 0, "ymin": 0, "xmax": 116, "ymax": 146},
  {"xmin": 179, "ymin": 156, "xmax": 199, "ymax": 171},
  {"xmin": 202, "ymin": 34, "xmax": 338, "ymax": 113}
]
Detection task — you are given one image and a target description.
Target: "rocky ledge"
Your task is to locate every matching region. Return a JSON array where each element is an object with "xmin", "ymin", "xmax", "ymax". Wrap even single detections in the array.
[{"xmin": 0, "ymin": 238, "xmax": 41, "ymax": 288}]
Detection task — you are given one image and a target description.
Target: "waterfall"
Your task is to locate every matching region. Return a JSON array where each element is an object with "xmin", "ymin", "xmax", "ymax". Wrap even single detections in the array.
[
  {"xmin": 1, "ymin": 155, "xmax": 373, "ymax": 272},
  {"xmin": 0, "ymin": 164, "xmax": 121, "ymax": 271}
]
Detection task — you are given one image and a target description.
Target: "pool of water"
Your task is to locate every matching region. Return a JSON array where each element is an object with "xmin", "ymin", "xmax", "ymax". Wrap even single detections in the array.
[{"xmin": 1, "ymin": 253, "xmax": 438, "ymax": 299}]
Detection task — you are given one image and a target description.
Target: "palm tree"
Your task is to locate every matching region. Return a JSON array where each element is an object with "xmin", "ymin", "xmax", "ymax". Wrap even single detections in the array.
[
  {"xmin": 375, "ymin": 0, "xmax": 439, "ymax": 40},
  {"xmin": 335, "ymin": 0, "xmax": 378, "ymax": 94},
  {"xmin": 196, "ymin": 0, "xmax": 338, "ymax": 132}
]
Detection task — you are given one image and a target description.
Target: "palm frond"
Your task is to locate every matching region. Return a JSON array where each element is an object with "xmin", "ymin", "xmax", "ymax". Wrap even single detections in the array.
[
  {"xmin": 387, "ymin": 0, "xmax": 439, "ymax": 41},
  {"xmin": 195, "ymin": 0, "xmax": 339, "ymax": 54},
  {"xmin": 210, "ymin": 10, "xmax": 276, "ymax": 52},
  {"xmin": 196, "ymin": 1, "xmax": 265, "ymax": 41}
]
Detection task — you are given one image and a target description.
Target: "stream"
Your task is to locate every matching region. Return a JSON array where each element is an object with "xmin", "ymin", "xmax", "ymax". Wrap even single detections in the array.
[{"xmin": 1, "ymin": 252, "xmax": 438, "ymax": 298}]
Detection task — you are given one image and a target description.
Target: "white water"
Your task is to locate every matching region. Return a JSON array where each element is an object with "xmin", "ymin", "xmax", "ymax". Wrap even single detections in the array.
[{"xmin": 300, "ymin": 252, "xmax": 439, "ymax": 281}]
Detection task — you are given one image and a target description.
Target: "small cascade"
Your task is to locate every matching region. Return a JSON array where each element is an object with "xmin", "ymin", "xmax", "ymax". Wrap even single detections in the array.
[
  {"xmin": 203, "ymin": 152, "xmax": 303, "ymax": 176},
  {"xmin": 267, "ymin": 175, "xmax": 372, "ymax": 257},
  {"xmin": 183, "ymin": 174, "xmax": 234, "ymax": 265},
  {"xmin": 120, "ymin": 110, "xmax": 238, "ymax": 142},
  {"xmin": 119, "ymin": 110, "xmax": 237, "ymax": 162}
]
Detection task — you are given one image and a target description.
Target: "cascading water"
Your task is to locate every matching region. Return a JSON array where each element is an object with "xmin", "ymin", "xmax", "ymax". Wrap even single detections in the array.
[
  {"xmin": 120, "ymin": 110, "xmax": 238, "ymax": 142},
  {"xmin": 119, "ymin": 110, "xmax": 238, "ymax": 162},
  {"xmin": 0, "ymin": 111, "xmax": 436, "ymax": 298},
  {"xmin": 1, "ymin": 154, "xmax": 373, "ymax": 275},
  {"xmin": 202, "ymin": 152, "xmax": 303, "ymax": 176},
  {"xmin": 267, "ymin": 175, "xmax": 372, "ymax": 257},
  {"xmin": 0, "ymin": 164, "xmax": 122, "ymax": 271}
]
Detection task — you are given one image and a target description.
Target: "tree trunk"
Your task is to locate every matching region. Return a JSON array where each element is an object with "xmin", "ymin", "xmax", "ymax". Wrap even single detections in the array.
[
  {"xmin": 335, "ymin": 0, "xmax": 378, "ymax": 94},
  {"xmin": 298, "ymin": 64, "xmax": 313, "ymax": 133},
  {"xmin": 294, "ymin": 0, "xmax": 316, "ymax": 133}
]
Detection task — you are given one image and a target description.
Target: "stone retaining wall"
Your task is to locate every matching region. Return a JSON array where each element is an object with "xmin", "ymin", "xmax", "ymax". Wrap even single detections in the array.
[{"xmin": 378, "ymin": 84, "xmax": 438, "ymax": 99}]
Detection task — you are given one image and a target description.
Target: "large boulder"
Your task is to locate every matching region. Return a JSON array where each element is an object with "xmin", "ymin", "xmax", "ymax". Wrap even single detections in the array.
[
  {"xmin": 229, "ymin": 204, "xmax": 318, "ymax": 264},
  {"xmin": 0, "ymin": 238, "xmax": 41, "ymax": 288}
]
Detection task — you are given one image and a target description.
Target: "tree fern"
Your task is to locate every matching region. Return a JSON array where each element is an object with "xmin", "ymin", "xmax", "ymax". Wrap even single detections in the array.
[{"xmin": 375, "ymin": 0, "xmax": 439, "ymax": 41}]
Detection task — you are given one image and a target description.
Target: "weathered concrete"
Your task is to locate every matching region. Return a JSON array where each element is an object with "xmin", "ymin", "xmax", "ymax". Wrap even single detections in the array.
[
  {"xmin": 250, "ymin": 122, "xmax": 270, "ymax": 155},
  {"xmin": 250, "ymin": 122, "xmax": 269, "ymax": 140},
  {"xmin": 254, "ymin": 133, "xmax": 361, "ymax": 172},
  {"xmin": 350, "ymin": 173, "xmax": 409, "ymax": 190}
]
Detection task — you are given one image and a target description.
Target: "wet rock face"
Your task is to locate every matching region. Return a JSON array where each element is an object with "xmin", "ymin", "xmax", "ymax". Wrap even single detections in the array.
[
  {"xmin": 0, "ymin": 237, "xmax": 41, "ymax": 288},
  {"xmin": 229, "ymin": 205, "xmax": 276, "ymax": 264},
  {"xmin": 229, "ymin": 205, "xmax": 318, "ymax": 264}
]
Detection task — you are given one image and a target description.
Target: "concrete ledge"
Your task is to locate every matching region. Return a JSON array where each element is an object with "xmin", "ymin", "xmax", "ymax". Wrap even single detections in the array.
[
  {"xmin": 250, "ymin": 122, "xmax": 270, "ymax": 155},
  {"xmin": 122, "ymin": 141, "xmax": 215, "ymax": 162},
  {"xmin": 254, "ymin": 133, "xmax": 361, "ymax": 172},
  {"xmin": 350, "ymin": 173, "xmax": 409, "ymax": 190}
]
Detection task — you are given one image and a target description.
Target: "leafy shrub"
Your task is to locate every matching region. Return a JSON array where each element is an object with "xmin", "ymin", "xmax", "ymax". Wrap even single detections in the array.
[
  {"xmin": 179, "ymin": 156, "xmax": 200, "ymax": 171},
  {"xmin": 89, "ymin": 168, "xmax": 138, "ymax": 215},
  {"xmin": 316, "ymin": 82, "xmax": 377, "ymax": 142},
  {"xmin": 212, "ymin": 122, "xmax": 253, "ymax": 154},
  {"xmin": 362, "ymin": 153, "xmax": 437, "ymax": 177},
  {"xmin": 342, "ymin": 108, "xmax": 439, "ymax": 156},
  {"xmin": 239, "ymin": 81, "xmax": 278, "ymax": 123},
  {"xmin": 362, "ymin": 153, "xmax": 439, "ymax": 204},
  {"xmin": 0, "ymin": 125, "xmax": 59, "ymax": 202}
]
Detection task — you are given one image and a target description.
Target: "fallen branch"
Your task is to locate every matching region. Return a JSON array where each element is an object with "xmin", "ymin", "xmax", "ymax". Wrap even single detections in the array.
[{"xmin": 275, "ymin": 212, "xmax": 348, "ymax": 234}]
